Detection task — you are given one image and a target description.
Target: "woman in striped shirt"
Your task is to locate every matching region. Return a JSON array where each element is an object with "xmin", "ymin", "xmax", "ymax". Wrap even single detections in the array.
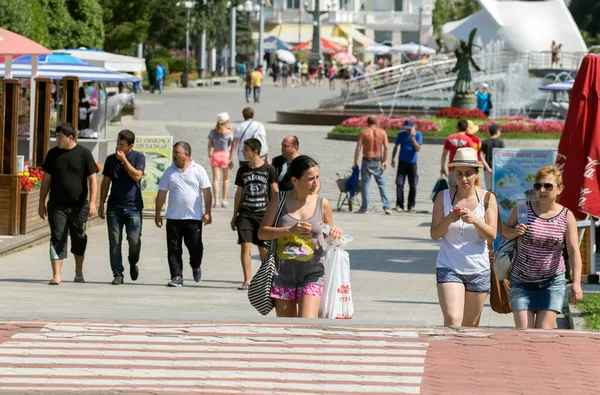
[{"xmin": 503, "ymin": 165, "xmax": 582, "ymax": 329}]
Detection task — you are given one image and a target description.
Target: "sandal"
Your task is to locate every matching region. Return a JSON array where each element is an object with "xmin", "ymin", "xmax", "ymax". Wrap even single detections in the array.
[
  {"xmin": 48, "ymin": 279, "xmax": 61, "ymax": 285},
  {"xmin": 221, "ymin": 202, "xmax": 230, "ymax": 208},
  {"xmin": 74, "ymin": 276, "xmax": 86, "ymax": 283},
  {"xmin": 237, "ymin": 282, "xmax": 250, "ymax": 290}
]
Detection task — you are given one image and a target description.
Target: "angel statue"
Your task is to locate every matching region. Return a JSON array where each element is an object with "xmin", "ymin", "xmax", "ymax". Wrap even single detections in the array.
[{"xmin": 449, "ymin": 29, "xmax": 483, "ymax": 94}]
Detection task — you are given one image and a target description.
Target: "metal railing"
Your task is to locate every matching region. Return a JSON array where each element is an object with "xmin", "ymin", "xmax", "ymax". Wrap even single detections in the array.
[{"xmin": 321, "ymin": 50, "xmax": 586, "ymax": 111}]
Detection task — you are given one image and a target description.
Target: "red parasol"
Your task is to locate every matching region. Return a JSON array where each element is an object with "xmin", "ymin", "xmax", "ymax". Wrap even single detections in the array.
[
  {"xmin": 0, "ymin": 28, "xmax": 51, "ymax": 56},
  {"xmin": 556, "ymin": 54, "xmax": 600, "ymax": 220},
  {"xmin": 291, "ymin": 37, "xmax": 345, "ymax": 54}
]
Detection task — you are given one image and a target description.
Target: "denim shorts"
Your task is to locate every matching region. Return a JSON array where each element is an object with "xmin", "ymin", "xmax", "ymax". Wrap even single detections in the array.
[
  {"xmin": 436, "ymin": 268, "xmax": 491, "ymax": 293},
  {"xmin": 510, "ymin": 274, "xmax": 566, "ymax": 313}
]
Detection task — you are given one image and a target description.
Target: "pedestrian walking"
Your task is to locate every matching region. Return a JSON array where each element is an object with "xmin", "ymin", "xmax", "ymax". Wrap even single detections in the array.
[
  {"xmin": 271, "ymin": 61, "xmax": 280, "ymax": 87},
  {"xmin": 258, "ymin": 156, "xmax": 343, "ymax": 318},
  {"xmin": 479, "ymin": 123, "xmax": 505, "ymax": 190},
  {"xmin": 353, "ymin": 115, "xmax": 392, "ymax": 214},
  {"xmin": 291, "ymin": 62, "xmax": 300, "ymax": 88},
  {"xmin": 208, "ymin": 112, "xmax": 234, "ymax": 208},
  {"xmin": 328, "ymin": 63, "xmax": 337, "ymax": 90},
  {"xmin": 239, "ymin": 62, "xmax": 247, "ymax": 86},
  {"xmin": 251, "ymin": 66, "xmax": 263, "ymax": 103},
  {"xmin": 154, "ymin": 142, "xmax": 212, "ymax": 287},
  {"xmin": 272, "ymin": 135, "xmax": 300, "ymax": 192},
  {"xmin": 98, "ymin": 129, "xmax": 145, "ymax": 285},
  {"xmin": 230, "ymin": 138, "xmax": 278, "ymax": 290},
  {"xmin": 229, "ymin": 107, "xmax": 269, "ymax": 168},
  {"xmin": 430, "ymin": 147, "xmax": 498, "ymax": 327},
  {"xmin": 301, "ymin": 62, "xmax": 309, "ymax": 85},
  {"xmin": 391, "ymin": 119, "xmax": 423, "ymax": 212},
  {"xmin": 244, "ymin": 70, "xmax": 252, "ymax": 103},
  {"xmin": 475, "ymin": 83, "xmax": 493, "ymax": 117},
  {"xmin": 440, "ymin": 119, "xmax": 475, "ymax": 189},
  {"xmin": 503, "ymin": 165, "xmax": 582, "ymax": 329},
  {"xmin": 38, "ymin": 123, "xmax": 98, "ymax": 285},
  {"xmin": 281, "ymin": 63, "xmax": 290, "ymax": 87},
  {"xmin": 151, "ymin": 63, "xmax": 165, "ymax": 94}
]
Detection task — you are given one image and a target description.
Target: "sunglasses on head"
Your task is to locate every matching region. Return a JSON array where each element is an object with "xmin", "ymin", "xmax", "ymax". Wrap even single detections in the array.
[{"xmin": 533, "ymin": 182, "xmax": 555, "ymax": 191}]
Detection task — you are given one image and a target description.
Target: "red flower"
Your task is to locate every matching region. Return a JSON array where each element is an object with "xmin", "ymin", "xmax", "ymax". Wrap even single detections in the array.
[
  {"xmin": 340, "ymin": 116, "xmax": 440, "ymax": 132},
  {"xmin": 436, "ymin": 107, "xmax": 487, "ymax": 119}
]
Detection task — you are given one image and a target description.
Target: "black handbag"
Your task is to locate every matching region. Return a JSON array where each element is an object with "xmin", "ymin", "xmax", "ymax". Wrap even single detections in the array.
[{"xmin": 247, "ymin": 191, "xmax": 287, "ymax": 315}]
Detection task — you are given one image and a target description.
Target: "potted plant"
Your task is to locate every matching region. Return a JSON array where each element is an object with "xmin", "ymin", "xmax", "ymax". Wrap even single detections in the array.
[{"xmin": 18, "ymin": 168, "xmax": 46, "ymax": 234}]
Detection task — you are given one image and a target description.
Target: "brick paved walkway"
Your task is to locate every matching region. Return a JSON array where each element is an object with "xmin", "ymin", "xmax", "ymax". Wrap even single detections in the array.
[{"xmin": 0, "ymin": 320, "xmax": 598, "ymax": 394}]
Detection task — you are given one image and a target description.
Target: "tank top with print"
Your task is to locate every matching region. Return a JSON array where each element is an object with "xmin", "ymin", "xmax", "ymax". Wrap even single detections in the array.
[
  {"xmin": 511, "ymin": 201, "xmax": 567, "ymax": 282},
  {"xmin": 436, "ymin": 188, "xmax": 490, "ymax": 274}
]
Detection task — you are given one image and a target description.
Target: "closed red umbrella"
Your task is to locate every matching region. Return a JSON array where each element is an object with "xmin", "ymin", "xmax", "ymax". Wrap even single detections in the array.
[
  {"xmin": 556, "ymin": 54, "xmax": 600, "ymax": 220},
  {"xmin": 556, "ymin": 54, "xmax": 600, "ymax": 283}
]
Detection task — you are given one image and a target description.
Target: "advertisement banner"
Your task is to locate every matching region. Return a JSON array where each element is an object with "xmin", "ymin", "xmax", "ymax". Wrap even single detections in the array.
[
  {"xmin": 493, "ymin": 148, "xmax": 556, "ymax": 223},
  {"xmin": 135, "ymin": 136, "xmax": 173, "ymax": 211}
]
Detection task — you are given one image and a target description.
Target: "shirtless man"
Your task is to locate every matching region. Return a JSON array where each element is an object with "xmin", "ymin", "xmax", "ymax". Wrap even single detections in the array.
[{"xmin": 353, "ymin": 115, "xmax": 392, "ymax": 214}]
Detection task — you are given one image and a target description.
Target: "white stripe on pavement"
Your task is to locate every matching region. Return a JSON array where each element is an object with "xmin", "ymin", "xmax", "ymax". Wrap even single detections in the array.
[
  {"xmin": 0, "ymin": 348, "xmax": 424, "ymax": 363},
  {"xmin": 0, "ymin": 356, "xmax": 424, "ymax": 373},
  {"xmin": 0, "ymin": 367, "xmax": 423, "ymax": 383},
  {"xmin": 0, "ymin": 341, "xmax": 427, "ymax": 355},
  {"xmin": 12, "ymin": 333, "xmax": 428, "ymax": 347},
  {"xmin": 41, "ymin": 324, "xmax": 420, "ymax": 338}
]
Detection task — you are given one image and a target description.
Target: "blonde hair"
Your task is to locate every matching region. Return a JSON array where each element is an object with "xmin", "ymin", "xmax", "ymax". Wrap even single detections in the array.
[
  {"xmin": 535, "ymin": 165, "xmax": 563, "ymax": 187},
  {"xmin": 214, "ymin": 120, "xmax": 230, "ymax": 134}
]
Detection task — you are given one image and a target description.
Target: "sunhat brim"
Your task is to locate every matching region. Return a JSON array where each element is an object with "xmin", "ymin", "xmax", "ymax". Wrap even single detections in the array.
[{"xmin": 448, "ymin": 160, "xmax": 483, "ymax": 168}]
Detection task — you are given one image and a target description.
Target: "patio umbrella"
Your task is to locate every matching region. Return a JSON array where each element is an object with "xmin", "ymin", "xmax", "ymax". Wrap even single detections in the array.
[
  {"xmin": 276, "ymin": 49, "xmax": 296, "ymax": 64},
  {"xmin": 360, "ymin": 43, "xmax": 391, "ymax": 55},
  {"xmin": 264, "ymin": 36, "xmax": 292, "ymax": 53},
  {"xmin": 54, "ymin": 48, "xmax": 147, "ymax": 72},
  {"xmin": 291, "ymin": 38, "xmax": 345, "ymax": 54},
  {"xmin": 390, "ymin": 42, "xmax": 436, "ymax": 55},
  {"xmin": 0, "ymin": 28, "xmax": 51, "ymax": 56},
  {"xmin": 0, "ymin": 53, "xmax": 140, "ymax": 82},
  {"xmin": 538, "ymin": 80, "xmax": 574, "ymax": 91},
  {"xmin": 555, "ymin": 54, "xmax": 600, "ymax": 282},
  {"xmin": 332, "ymin": 52, "xmax": 357, "ymax": 65}
]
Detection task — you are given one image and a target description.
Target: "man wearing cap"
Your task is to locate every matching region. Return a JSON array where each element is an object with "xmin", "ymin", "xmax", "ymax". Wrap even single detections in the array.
[
  {"xmin": 475, "ymin": 83, "xmax": 493, "ymax": 117},
  {"xmin": 391, "ymin": 119, "xmax": 423, "ymax": 212},
  {"xmin": 480, "ymin": 123, "xmax": 504, "ymax": 190},
  {"xmin": 441, "ymin": 119, "xmax": 475, "ymax": 189}
]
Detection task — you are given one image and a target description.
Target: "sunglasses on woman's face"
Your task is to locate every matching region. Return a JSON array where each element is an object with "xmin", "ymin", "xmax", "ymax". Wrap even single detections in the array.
[{"xmin": 533, "ymin": 182, "xmax": 555, "ymax": 192}]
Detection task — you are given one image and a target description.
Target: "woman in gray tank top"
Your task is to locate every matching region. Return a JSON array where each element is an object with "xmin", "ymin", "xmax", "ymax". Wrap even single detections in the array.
[
  {"xmin": 259, "ymin": 156, "xmax": 344, "ymax": 318},
  {"xmin": 208, "ymin": 112, "xmax": 234, "ymax": 208}
]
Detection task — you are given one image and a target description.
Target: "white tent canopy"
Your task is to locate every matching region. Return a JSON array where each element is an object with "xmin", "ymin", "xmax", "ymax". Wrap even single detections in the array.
[
  {"xmin": 54, "ymin": 48, "xmax": 146, "ymax": 73},
  {"xmin": 390, "ymin": 42, "xmax": 436, "ymax": 55},
  {"xmin": 442, "ymin": 0, "xmax": 587, "ymax": 53}
]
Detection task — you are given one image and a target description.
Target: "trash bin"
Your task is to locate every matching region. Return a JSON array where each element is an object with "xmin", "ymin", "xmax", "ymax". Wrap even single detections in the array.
[{"xmin": 180, "ymin": 71, "xmax": 189, "ymax": 88}]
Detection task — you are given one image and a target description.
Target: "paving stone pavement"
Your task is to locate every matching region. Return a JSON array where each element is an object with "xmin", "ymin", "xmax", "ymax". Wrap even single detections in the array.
[
  {"xmin": 0, "ymin": 320, "xmax": 598, "ymax": 394},
  {"xmin": 0, "ymin": 83, "xmax": 562, "ymax": 328}
]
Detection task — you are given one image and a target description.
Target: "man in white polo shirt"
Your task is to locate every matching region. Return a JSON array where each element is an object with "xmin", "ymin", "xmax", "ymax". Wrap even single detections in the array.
[
  {"xmin": 228, "ymin": 107, "xmax": 268, "ymax": 168},
  {"xmin": 155, "ymin": 141, "xmax": 212, "ymax": 287}
]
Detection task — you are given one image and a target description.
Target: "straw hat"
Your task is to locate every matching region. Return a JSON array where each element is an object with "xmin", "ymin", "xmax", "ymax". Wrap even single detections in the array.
[
  {"xmin": 448, "ymin": 147, "xmax": 483, "ymax": 168},
  {"xmin": 467, "ymin": 120, "xmax": 479, "ymax": 134},
  {"xmin": 217, "ymin": 112, "xmax": 230, "ymax": 123}
]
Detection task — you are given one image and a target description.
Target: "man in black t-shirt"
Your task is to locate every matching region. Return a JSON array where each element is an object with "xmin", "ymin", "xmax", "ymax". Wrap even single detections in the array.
[
  {"xmin": 230, "ymin": 138, "xmax": 278, "ymax": 290},
  {"xmin": 479, "ymin": 123, "xmax": 505, "ymax": 191},
  {"xmin": 99, "ymin": 129, "xmax": 146, "ymax": 285},
  {"xmin": 39, "ymin": 123, "xmax": 98, "ymax": 285}
]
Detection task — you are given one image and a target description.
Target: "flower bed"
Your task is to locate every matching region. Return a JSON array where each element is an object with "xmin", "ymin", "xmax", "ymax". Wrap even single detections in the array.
[
  {"xmin": 436, "ymin": 107, "xmax": 487, "ymax": 119},
  {"xmin": 340, "ymin": 116, "xmax": 440, "ymax": 132},
  {"xmin": 480, "ymin": 119, "xmax": 565, "ymax": 134}
]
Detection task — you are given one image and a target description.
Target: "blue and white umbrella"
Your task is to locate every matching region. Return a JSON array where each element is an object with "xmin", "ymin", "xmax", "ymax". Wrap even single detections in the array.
[
  {"xmin": 538, "ymin": 80, "xmax": 574, "ymax": 91},
  {"xmin": 0, "ymin": 53, "xmax": 140, "ymax": 82}
]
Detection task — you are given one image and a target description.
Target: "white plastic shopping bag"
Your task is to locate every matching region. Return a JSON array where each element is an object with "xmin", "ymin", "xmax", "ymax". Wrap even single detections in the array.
[{"xmin": 319, "ymin": 226, "xmax": 354, "ymax": 319}]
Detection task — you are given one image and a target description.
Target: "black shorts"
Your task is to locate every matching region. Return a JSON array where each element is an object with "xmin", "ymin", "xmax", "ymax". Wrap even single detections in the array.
[
  {"xmin": 236, "ymin": 211, "xmax": 266, "ymax": 247},
  {"xmin": 48, "ymin": 200, "xmax": 89, "ymax": 259}
]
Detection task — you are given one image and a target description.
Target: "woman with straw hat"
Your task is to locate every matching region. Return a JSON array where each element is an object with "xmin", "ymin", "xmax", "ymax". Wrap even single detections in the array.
[
  {"xmin": 208, "ymin": 112, "xmax": 233, "ymax": 208},
  {"xmin": 430, "ymin": 147, "xmax": 498, "ymax": 327}
]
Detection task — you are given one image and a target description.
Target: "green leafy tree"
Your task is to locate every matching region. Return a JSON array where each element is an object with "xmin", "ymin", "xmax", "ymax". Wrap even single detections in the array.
[
  {"xmin": 66, "ymin": 0, "xmax": 104, "ymax": 49},
  {"xmin": 146, "ymin": 0, "xmax": 187, "ymax": 49},
  {"xmin": 570, "ymin": 0, "xmax": 600, "ymax": 47},
  {"xmin": 0, "ymin": 0, "xmax": 51, "ymax": 47},
  {"xmin": 432, "ymin": 0, "xmax": 480, "ymax": 39},
  {"xmin": 100, "ymin": 0, "xmax": 152, "ymax": 54},
  {"xmin": 196, "ymin": 0, "xmax": 231, "ymax": 51}
]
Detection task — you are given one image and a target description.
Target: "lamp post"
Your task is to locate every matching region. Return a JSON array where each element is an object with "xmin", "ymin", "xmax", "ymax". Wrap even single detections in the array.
[
  {"xmin": 228, "ymin": 1, "xmax": 236, "ymax": 75},
  {"xmin": 298, "ymin": 1, "xmax": 302, "ymax": 45},
  {"xmin": 304, "ymin": 0, "xmax": 329, "ymax": 66},
  {"xmin": 257, "ymin": 1, "xmax": 265, "ymax": 69},
  {"xmin": 177, "ymin": 1, "xmax": 195, "ymax": 87},
  {"xmin": 237, "ymin": 0, "xmax": 256, "ymax": 67}
]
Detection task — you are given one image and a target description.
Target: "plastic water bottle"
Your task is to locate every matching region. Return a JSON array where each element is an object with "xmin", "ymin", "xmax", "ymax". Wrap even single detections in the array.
[{"xmin": 516, "ymin": 197, "xmax": 528, "ymax": 224}]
